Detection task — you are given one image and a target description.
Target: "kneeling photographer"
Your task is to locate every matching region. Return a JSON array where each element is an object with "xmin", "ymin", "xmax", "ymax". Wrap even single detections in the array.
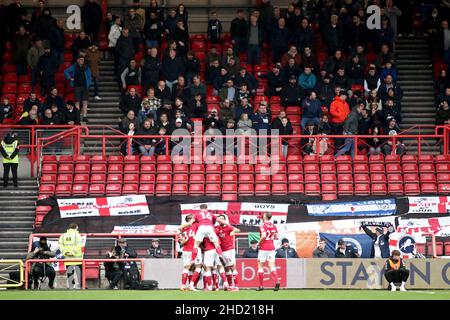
[
  {"xmin": 26, "ymin": 237, "xmax": 56, "ymax": 289},
  {"xmin": 104, "ymin": 238, "xmax": 138, "ymax": 289}
]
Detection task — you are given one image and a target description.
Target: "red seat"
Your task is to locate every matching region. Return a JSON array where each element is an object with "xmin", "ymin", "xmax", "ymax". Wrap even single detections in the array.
[
  {"xmin": 404, "ymin": 173, "xmax": 420, "ymax": 183},
  {"xmin": 205, "ymin": 164, "xmax": 221, "ymax": 174},
  {"xmin": 58, "ymin": 163, "xmax": 74, "ymax": 174},
  {"xmin": 255, "ymin": 184, "xmax": 271, "ymax": 195},
  {"xmin": 436, "ymin": 163, "xmax": 450, "ymax": 173},
  {"xmin": 172, "ymin": 184, "xmax": 188, "ymax": 195},
  {"xmin": 336, "ymin": 163, "xmax": 352, "ymax": 174},
  {"xmin": 73, "ymin": 155, "xmax": 90, "ymax": 164},
  {"xmin": 435, "ymin": 155, "xmax": 449, "ymax": 163},
  {"xmin": 386, "ymin": 163, "xmax": 401, "ymax": 174},
  {"xmin": 124, "ymin": 155, "xmax": 139, "ymax": 164},
  {"xmin": 238, "ymin": 184, "xmax": 254, "ymax": 196},
  {"xmin": 305, "ymin": 184, "xmax": 321, "ymax": 196},
  {"xmin": 370, "ymin": 174, "xmax": 386, "ymax": 184},
  {"xmin": 222, "ymin": 164, "xmax": 237, "ymax": 173},
  {"xmin": 288, "ymin": 163, "xmax": 303, "ymax": 173},
  {"xmin": 255, "ymin": 173, "xmax": 271, "ymax": 183},
  {"xmin": 156, "ymin": 173, "xmax": 172, "ymax": 184},
  {"xmin": 387, "ymin": 174, "xmax": 403, "ymax": 184},
  {"xmin": 124, "ymin": 174, "xmax": 139, "ymax": 184},
  {"xmin": 59, "ymin": 155, "xmax": 73, "ymax": 164},
  {"xmin": 305, "ymin": 173, "xmax": 320, "ymax": 184},
  {"xmin": 57, "ymin": 173, "xmax": 73, "ymax": 184},
  {"xmin": 338, "ymin": 173, "xmax": 353, "ymax": 183},
  {"xmin": 124, "ymin": 164, "xmax": 139, "ymax": 173},
  {"xmin": 72, "ymin": 184, "xmax": 88, "ymax": 196},
  {"xmin": 190, "ymin": 164, "xmax": 205, "ymax": 173},
  {"xmin": 304, "ymin": 163, "xmax": 319, "ymax": 173},
  {"xmin": 42, "ymin": 155, "xmax": 57, "ymax": 165},
  {"xmin": 123, "ymin": 184, "xmax": 138, "ymax": 195},
  {"xmin": 385, "ymin": 154, "xmax": 400, "ymax": 164},
  {"xmin": 90, "ymin": 173, "xmax": 105, "ymax": 184},
  {"xmin": 272, "ymin": 183, "xmax": 287, "ymax": 195},
  {"xmin": 354, "ymin": 184, "xmax": 370, "ymax": 196},
  {"xmin": 205, "ymin": 184, "xmax": 221, "ymax": 196},
  {"xmin": 288, "ymin": 183, "xmax": 304, "ymax": 194},
  {"xmin": 401, "ymin": 155, "xmax": 417, "ymax": 163},
  {"xmin": 40, "ymin": 174, "xmax": 56, "ymax": 185},
  {"xmin": 89, "ymin": 184, "xmax": 105, "ymax": 196},
  {"xmin": 371, "ymin": 184, "xmax": 387, "ymax": 195},
  {"xmin": 140, "ymin": 155, "xmax": 156, "ymax": 164},
  {"xmin": 157, "ymin": 155, "xmax": 172, "ymax": 163},
  {"xmin": 287, "ymin": 155, "xmax": 302, "ymax": 163},
  {"xmin": 157, "ymin": 163, "xmax": 172, "ymax": 173},
  {"xmin": 421, "ymin": 183, "xmax": 437, "ymax": 194},
  {"xmin": 420, "ymin": 173, "xmax": 436, "ymax": 183},
  {"xmin": 238, "ymin": 173, "xmax": 253, "ymax": 184},
  {"xmin": 189, "ymin": 184, "xmax": 205, "ymax": 196},
  {"xmin": 173, "ymin": 174, "xmax": 188, "ymax": 184},
  {"xmin": 320, "ymin": 163, "xmax": 336, "ymax": 173},
  {"xmin": 437, "ymin": 173, "xmax": 450, "ymax": 183},
  {"xmin": 402, "ymin": 163, "xmax": 418, "ymax": 173},
  {"xmin": 155, "ymin": 184, "xmax": 171, "ymax": 196},
  {"xmin": 369, "ymin": 154, "xmax": 384, "ymax": 164},
  {"xmin": 108, "ymin": 155, "xmax": 123, "ymax": 164},
  {"xmin": 320, "ymin": 154, "xmax": 335, "ymax": 163},
  {"xmin": 75, "ymin": 163, "xmax": 90, "ymax": 174},
  {"xmin": 140, "ymin": 174, "xmax": 155, "ymax": 183},
  {"xmin": 321, "ymin": 174, "xmax": 336, "ymax": 183},
  {"xmin": 39, "ymin": 184, "xmax": 55, "ymax": 196},
  {"xmin": 91, "ymin": 163, "xmax": 107, "ymax": 174},
  {"xmin": 73, "ymin": 174, "xmax": 89, "ymax": 184},
  {"xmin": 91, "ymin": 155, "xmax": 107, "ymax": 165},
  {"xmin": 141, "ymin": 163, "xmax": 156, "ymax": 173},
  {"xmin": 388, "ymin": 184, "xmax": 404, "ymax": 195},
  {"xmin": 222, "ymin": 174, "xmax": 237, "ymax": 183},
  {"xmin": 354, "ymin": 174, "xmax": 369, "ymax": 183},
  {"xmin": 322, "ymin": 184, "xmax": 337, "ymax": 194},
  {"xmin": 419, "ymin": 163, "xmax": 435, "ymax": 173},
  {"xmin": 338, "ymin": 184, "xmax": 353, "ymax": 195},
  {"xmin": 190, "ymin": 173, "xmax": 205, "ymax": 184},
  {"xmin": 222, "ymin": 184, "xmax": 237, "ymax": 194},
  {"xmin": 238, "ymin": 164, "xmax": 254, "ymax": 174},
  {"xmin": 139, "ymin": 184, "xmax": 155, "ymax": 196},
  {"xmin": 255, "ymin": 164, "xmax": 271, "ymax": 174},
  {"xmin": 271, "ymin": 174, "xmax": 286, "ymax": 184},
  {"xmin": 205, "ymin": 173, "xmax": 221, "ymax": 183},
  {"xmin": 439, "ymin": 184, "xmax": 450, "ymax": 194},
  {"xmin": 107, "ymin": 173, "xmax": 122, "ymax": 183},
  {"xmin": 418, "ymin": 155, "xmax": 434, "ymax": 163},
  {"xmin": 55, "ymin": 184, "xmax": 72, "ymax": 196},
  {"xmin": 404, "ymin": 183, "xmax": 420, "ymax": 195},
  {"xmin": 336, "ymin": 155, "xmax": 352, "ymax": 164},
  {"xmin": 370, "ymin": 163, "xmax": 385, "ymax": 173},
  {"xmin": 173, "ymin": 164, "xmax": 189, "ymax": 173},
  {"xmin": 353, "ymin": 163, "xmax": 369, "ymax": 174}
]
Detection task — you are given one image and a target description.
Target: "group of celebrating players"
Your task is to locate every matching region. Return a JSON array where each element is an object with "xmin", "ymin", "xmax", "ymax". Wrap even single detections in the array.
[{"xmin": 178, "ymin": 204, "xmax": 281, "ymax": 292}]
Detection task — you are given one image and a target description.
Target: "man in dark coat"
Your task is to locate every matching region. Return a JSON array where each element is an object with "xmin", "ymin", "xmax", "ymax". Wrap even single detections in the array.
[
  {"xmin": 49, "ymin": 19, "xmax": 65, "ymax": 66},
  {"xmin": 81, "ymin": 0, "xmax": 102, "ymax": 41},
  {"xmin": 115, "ymin": 28, "xmax": 135, "ymax": 76},
  {"xmin": 361, "ymin": 223, "xmax": 392, "ymax": 259},
  {"xmin": 142, "ymin": 47, "xmax": 161, "ymax": 91},
  {"xmin": 37, "ymin": 45, "xmax": 58, "ymax": 96}
]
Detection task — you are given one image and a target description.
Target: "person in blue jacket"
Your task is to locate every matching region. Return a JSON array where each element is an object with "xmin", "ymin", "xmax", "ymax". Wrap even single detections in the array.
[
  {"xmin": 298, "ymin": 65, "xmax": 316, "ymax": 90},
  {"xmin": 64, "ymin": 55, "xmax": 92, "ymax": 123},
  {"xmin": 361, "ymin": 223, "xmax": 392, "ymax": 258}
]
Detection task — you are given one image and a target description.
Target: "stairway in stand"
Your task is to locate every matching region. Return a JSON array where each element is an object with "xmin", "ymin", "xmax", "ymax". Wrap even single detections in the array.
[
  {"xmin": 0, "ymin": 179, "xmax": 38, "ymax": 260},
  {"xmin": 84, "ymin": 58, "xmax": 124, "ymax": 155},
  {"xmin": 396, "ymin": 37, "xmax": 439, "ymax": 154}
]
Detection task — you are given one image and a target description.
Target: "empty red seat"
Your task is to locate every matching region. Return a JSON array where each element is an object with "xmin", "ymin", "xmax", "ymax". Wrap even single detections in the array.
[
  {"xmin": 75, "ymin": 163, "xmax": 90, "ymax": 174},
  {"xmin": 402, "ymin": 163, "xmax": 418, "ymax": 173},
  {"xmin": 39, "ymin": 184, "xmax": 55, "ymax": 195},
  {"xmin": 189, "ymin": 184, "xmax": 205, "ymax": 196},
  {"xmin": 336, "ymin": 155, "xmax": 352, "ymax": 164},
  {"xmin": 271, "ymin": 174, "xmax": 286, "ymax": 184},
  {"xmin": 141, "ymin": 163, "xmax": 156, "ymax": 173},
  {"xmin": 222, "ymin": 184, "xmax": 237, "ymax": 194},
  {"xmin": 205, "ymin": 184, "xmax": 221, "ymax": 196},
  {"xmin": 371, "ymin": 184, "xmax": 387, "ymax": 195},
  {"xmin": 58, "ymin": 163, "xmax": 74, "ymax": 174},
  {"xmin": 369, "ymin": 154, "xmax": 384, "ymax": 164},
  {"xmin": 57, "ymin": 173, "xmax": 73, "ymax": 184},
  {"xmin": 386, "ymin": 163, "xmax": 401, "ymax": 174},
  {"xmin": 42, "ymin": 155, "xmax": 58, "ymax": 164},
  {"xmin": 89, "ymin": 184, "xmax": 105, "ymax": 196},
  {"xmin": 73, "ymin": 174, "xmax": 89, "ymax": 184},
  {"xmin": 72, "ymin": 184, "xmax": 88, "ymax": 196},
  {"xmin": 388, "ymin": 184, "xmax": 404, "ymax": 195},
  {"xmin": 418, "ymin": 154, "xmax": 434, "ymax": 163},
  {"xmin": 287, "ymin": 155, "xmax": 302, "ymax": 163},
  {"xmin": 419, "ymin": 163, "xmax": 435, "ymax": 173},
  {"xmin": 124, "ymin": 174, "xmax": 139, "ymax": 184},
  {"xmin": 156, "ymin": 163, "xmax": 172, "ymax": 173},
  {"xmin": 437, "ymin": 173, "xmax": 450, "ymax": 183},
  {"xmin": 40, "ymin": 174, "xmax": 56, "ymax": 185},
  {"xmin": 370, "ymin": 163, "xmax": 385, "ymax": 173},
  {"xmin": 404, "ymin": 183, "xmax": 420, "ymax": 195},
  {"xmin": 108, "ymin": 155, "xmax": 123, "ymax": 164},
  {"xmin": 272, "ymin": 183, "xmax": 287, "ymax": 195},
  {"xmin": 288, "ymin": 183, "xmax": 304, "ymax": 194},
  {"xmin": 385, "ymin": 154, "xmax": 400, "ymax": 164},
  {"xmin": 107, "ymin": 173, "xmax": 122, "ymax": 183},
  {"xmin": 353, "ymin": 163, "xmax": 369, "ymax": 174},
  {"xmin": 73, "ymin": 155, "xmax": 90, "ymax": 164},
  {"xmin": 140, "ymin": 173, "xmax": 155, "ymax": 183},
  {"xmin": 305, "ymin": 184, "xmax": 321, "ymax": 196},
  {"xmin": 304, "ymin": 163, "xmax": 319, "ymax": 173},
  {"xmin": 288, "ymin": 173, "xmax": 304, "ymax": 184},
  {"xmin": 439, "ymin": 184, "xmax": 450, "ymax": 194},
  {"xmin": 387, "ymin": 174, "xmax": 403, "ymax": 184},
  {"xmin": 255, "ymin": 173, "xmax": 271, "ymax": 183},
  {"xmin": 354, "ymin": 184, "xmax": 370, "ymax": 196},
  {"xmin": 190, "ymin": 173, "xmax": 205, "ymax": 183},
  {"xmin": 173, "ymin": 174, "xmax": 188, "ymax": 184},
  {"xmin": 354, "ymin": 174, "xmax": 369, "ymax": 183},
  {"xmin": 321, "ymin": 174, "xmax": 336, "ymax": 183},
  {"xmin": 238, "ymin": 173, "xmax": 253, "ymax": 184},
  {"xmin": 238, "ymin": 184, "xmax": 254, "ymax": 196},
  {"xmin": 436, "ymin": 163, "xmax": 450, "ymax": 173},
  {"xmin": 320, "ymin": 154, "xmax": 335, "ymax": 163},
  {"xmin": 322, "ymin": 184, "xmax": 337, "ymax": 194},
  {"xmin": 435, "ymin": 155, "xmax": 449, "ymax": 163},
  {"xmin": 353, "ymin": 154, "xmax": 368, "ymax": 164},
  {"xmin": 404, "ymin": 173, "xmax": 420, "ymax": 183},
  {"xmin": 90, "ymin": 173, "xmax": 105, "ymax": 184},
  {"xmin": 420, "ymin": 173, "xmax": 436, "ymax": 183},
  {"xmin": 255, "ymin": 164, "xmax": 271, "ymax": 174},
  {"xmin": 139, "ymin": 184, "xmax": 155, "ymax": 196},
  {"xmin": 156, "ymin": 173, "xmax": 172, "ymax": 184},
  {"xmin": 172, "ymin": 164, "xmax": 188, "ymax": 173},
  {"xmin": 254, "ymin": 183, "xmax": 271, "ymax": 195},
  {"xmin": 371, "ymin": 173, "xmax": 386, "ymax": 184},
  {"xmin": 288, "ymin": 163, "xmax": 303, "ymax": 173},
  {"xmin": 421, "ymin": 183, "xmax": 437, "ymax": 194},
  {"xmin": 123, "ymin": 184, "xmax": 138, "ymax": 195},
  {"xmin": 155, "ymin": 184, "xmax": 171, "ymax": 196},
  {"xmin": 156, "ymin": 155, "xmax": 171, "ymax": 163},
  {"xmin": 401, "ymin": 155, "xmax": 417, "ymax": 163},
  {"xmin": 205, "ymin": 164, "xmax": 221, "ymax": 174},
  {"xmin": 124, "ymin": 163, "xmax": 139, "ymax": 173},
  {"xmin": 91, "ymin": 163, "xmax": 107, "ymax": 174},
  {"xmin": 141, "ymin": 155, "xmax": 156, "ymax": 164},
  {"xmin": 305, "ymin": 174, "xmax": 320, "ymax": 183},
  {"xmin": 336, "ymin": 163, "xmax": 352, "ymax": 174},
  {"xmin": 172, "ymin": 184, "xmax": 188, "ymax": 195},
  {"xmin": 338, "ymin": 173, "xmax": 353, "ymax": 183},
  {"xmin": 320, "ymin": 163, "xmax": 336, "ymax": 173},
  {"xmin": 55, "ymin": 184, "xmax": 72, "ymax": 196},
  {"xmin": 222, "ymin": 173, "xmax": 237, "ymax": 183},
  {"xmin": 338, "ymin": 184, "xmax": 353, "ymax": 195}
]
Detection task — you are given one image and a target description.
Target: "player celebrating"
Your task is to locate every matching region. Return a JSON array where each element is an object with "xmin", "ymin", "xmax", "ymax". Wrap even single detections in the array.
[
  {"xmin": 179, "ymin": 214, "xmax": 199, "ymax": 291},
  {"xmin": 215, "ymin": 214, "xmax": 240, "ymax": 291},
  {"xmin": 185, "ymin": 204, "xmax": 228, "ymax": 265},
  {"xmin": 200, "ymin": 237, "xmax": 229, "ymax": 291},
  {"xmin": 256, "ymin": 212, "xmax": 280, "ymax": 291}
]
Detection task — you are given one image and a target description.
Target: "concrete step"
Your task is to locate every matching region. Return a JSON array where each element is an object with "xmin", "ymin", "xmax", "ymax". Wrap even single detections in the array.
[
  {"xmin": 0, "ymin": 252, "xmax": 27, "ymax": 259},
  {"xmin": 0, "ymin": 231, "xmax": 32, "ymax": 238}
]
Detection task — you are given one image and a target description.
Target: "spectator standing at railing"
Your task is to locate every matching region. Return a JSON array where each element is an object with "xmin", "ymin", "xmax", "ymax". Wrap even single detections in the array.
[
  {"xmin": 164, "ymin": 7, "xmax": 177, "ymax": 41},
  {"xmin": 70, "ymin": 31, "xmax": 92, "ymax": 61},
  {"xmin": 59, "ymin": 223, "xmax": 83, "ymax": 290},
  {"xmin": 301, "ymin": 91, "xmax": 322, "ymax": 128},
  {"xmin": 81, "ymin": 0, "xmax": 102, "ymax": 42},
  {"xmin": 143, "ymin": 10, "xmax": 164, "ymax": 49},
  {"xmin": 312, "ymin": 239, "xmax": 333, "ymax": 258},
  {"xmin": 108, "ymin": 16, "xmax": 122, "ymax": 68},
  {"xmin": 119, "ymin": 110, "xmax": 141, "ymax": 134},
  {"xmin": 335, "ymin": 103, "xmax": 364, "ymax": 158},
  {"xmin": 1, "ymin": 132, "xmax": 19, "ymax": 188},
  {"xmin": 382, "ymin": 117, "xmax": 405, "ymax": 156},
  {"xmin": 173, "ymin": 19, "xmax": 189, "ymax": 58},
  {"xmin": 271, "ymin": 114, "xmax": 293, "ymax": 158},
  {"xmin": 26, "ymin": 236, "xmax": 56, "ymax": 289}
]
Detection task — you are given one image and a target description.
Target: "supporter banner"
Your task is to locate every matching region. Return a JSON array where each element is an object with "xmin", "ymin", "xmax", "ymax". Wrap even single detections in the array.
[
  {"xmin": 397, "ymin": 216, "xmax": 450, "ymax": 235},
  {"xmin": 57, "ymin": 195, "xmax": 150, "ymax": 218},
  {"xmin": 111, "ymin": 225, "xmax": 180, "ymax": 234},
  {"xmin": 307, "ymin": 199, "xmax": 396, "ymax": 217},
  {"xmin": 319, "ymin": 233, "xmax": 374, "ymax": 258},
  {"xmin": 389, "ymin": 233, "xmax": 417, "ymax": 259},
  {"xmin": 180, "ymin": 202, "xmax": 289, "ymax": 226},
  {"xmin": 32, "ymin": 235, "xmax": 87, "ymax": 271},
  {"xmin": 408, "ymin": 196, "xmax": 450, "ymax": 214}
]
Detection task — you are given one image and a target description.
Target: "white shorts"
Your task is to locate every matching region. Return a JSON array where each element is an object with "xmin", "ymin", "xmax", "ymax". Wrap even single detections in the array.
[
  {"xmin": 222, "ymin": 249, "xmax": 236, "ymax": 267},
  {"xmin": 258, "ymin": 250, "xmax": 276, "ymax": 263},
  {"xmin": 182, "ymin": 251, "xmax": 192, "ymax": 267},
  {"xmin": 203, "ymin": 249, "xmax": 220, "ymax": 267},
  {"xmin": 194, "ymin": 225, "xmax": 219, "ymax": 243}
]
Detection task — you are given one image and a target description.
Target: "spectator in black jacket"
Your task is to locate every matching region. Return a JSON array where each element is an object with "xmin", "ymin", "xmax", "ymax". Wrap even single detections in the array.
[
  {"xmin": 143, "ymin": 11, "xmax": 163, "ymax": 49},
  {"xmin": 335, "ymin": 239, "xmax": 360, "ymax": 258},
  {"xmin": 230, "ymin": 9, "xmax": 248, "ymax": 55},
  {"xmin": 49, "ymin": 19, "xmax": 65, "ymax": 66},
  {"xmin": 162, "ymin": 49, "xmax": 185, "ymax": 90},
  {"xmin": 266, "ymin": 63, "xmax": 286, "ymax": 97},
  {"xmin": 271, "ymin": 114, "xmax": 293, "ymax": 157},
  {"xmin": 164, "ymin": 7, "xmax": 177, "ymax": 40},
  {"xmin": 301, "ymin": 91, "xmax": 322, "ymax": 128},
  {"xmin": 361, "ymin": 223, "xmax": 392, "ymax": 259},
  {"xmin": 247, "ymin": 14, "xmax": 263, "ymax": 66},
  {"xmin": 251, "ymin": 102, "xmax": 271, "ymax": 132},
  {"xmin": 115, "ymin": 28, "xmax": 135, "ymax": 76},
  {"xmin": 0, "ymin": 98, "xmax": 13, "ymax": 123},
  {"xmin": 324, "ymin": 14, "xmax": 343, "ymax": 55},
  {"xmin": 312, "ymin": 239, "xmax": 334, "ymax": 258},
  {"xmin": 43, "ymin": 88, "xmax": 65, "ymax": 113},
  {"xmin": 235, "ymin": 67, "xmax": 258, "ymax": 96},
  {"xmin": 119, "ymin": 87, "xmax": 142, "ymax": 115},
  {"xmin": 184, "ymin": 51, "xmax": 200, "ymax": 85},
  {"xmin": 436, "ymin": 100, "xmax": 450, "ymax": 125},
  {"xmin": 64, "ymin": 101, "xmax": 80, "ymax": 125},
  {"xmin": 275, "ymin": 238, "xmax": 298, "ymax": 258},
  {"xmin": 207, "ymin": 11, "xmax": 222, "ymax": 44},
  {"xmin": 344, "ymin": 14, "xmax": 366, "ymax": 52},
  {"xmin": 281, "ymin": 74, "xmax": 304, "ymax": 107},
  {"xmin": 270, "ymin": 17, "xmax": 289, "ymax": 63},
  {"xmin": 283, "ymin": 57, "xmax": 301, "ymax": 80},
  {"xmin": 385, "ymin": 250, "xmax": 409, "ymax": 292},
  {"xmin": 242, "ymin": 240, "xmax": 259, "ymax": 258},
  {"xmin": 155, "ymin": 80, "xmax": 172, "ymax": 102},
  {"xmin": 346, "ymin": 54, "xmax": 365, "ymax": 86},
  {"xmin": 187, "ymin": 93, "xmax": 207, "ymax": 119},
  {"xmin": 173, "ymin": 19, "xmax": 189, "ymax": 57},
  {"xmin": 81, "ymin": 0, "xmax": 102, "ymax": 41},
  {"xmin": 37, "ymin": 45, "xmax": 57, "ymax": 96},
  {"xmin": 137, "ymin": 118, "xmax": 158, "ymax": 156},
  {"xmin": 141, "ymin": 47, "xmax": 161, "ymax": 91},
  {"xmin": 71, "ymin": 31, "xmax": 91, "ymax": 60},
  {"xmin": 24, "ymin": 92, "xmax": 41, "ymax": 114},
  {"xmin": 120, "ymin": 59, "xmax": 141, "ymax": 90},
  {"xmin": 295, "ymin": 18, "xmax": 314, "ymax": 53},
  {"xmin": 316, "ymin": 74, "xmax": 335, "ymax": 108},
  {"xmin": 325, "ymin": 49, "xmax": 345, "ymax": 77}
]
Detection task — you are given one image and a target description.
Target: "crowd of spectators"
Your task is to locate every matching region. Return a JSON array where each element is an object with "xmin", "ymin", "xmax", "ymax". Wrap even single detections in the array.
[{"xmin": 0, "ymin": 1, "xmax": 449, "ymax": 157}]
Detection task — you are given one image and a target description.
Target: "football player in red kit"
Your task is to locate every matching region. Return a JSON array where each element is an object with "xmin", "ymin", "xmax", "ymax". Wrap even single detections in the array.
[
  {"xmin": 185, "ymin": 204, "xmax": 228, "ymax": 265},
  {"xmin": 179, "ymin": 214, "xmax": 200, "ymax": 291},
  {"xmin": 200, "ymin": 237, "xmax": 230, "ymax": 291},
  {"xmin": 215, "ymin": 214, "xmax": 240, "ymax": 291},
  {"xmin": 256, "ymin": 212, "xmax": 280, "ymax": 291}
]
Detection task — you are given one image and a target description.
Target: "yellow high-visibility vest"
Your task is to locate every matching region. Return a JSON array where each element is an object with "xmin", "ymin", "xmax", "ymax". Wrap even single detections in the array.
[
  {"xmin": 1, "ymin": 140, "xmax": 19, "ymax": 164},
  {"xmin": 58, "ymin": 229, "xmax": 83, "ymax": 266}
]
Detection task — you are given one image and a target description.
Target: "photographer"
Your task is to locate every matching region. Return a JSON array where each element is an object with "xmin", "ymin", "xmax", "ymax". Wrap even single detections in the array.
[
  {"xmin": 147, "ymin": 239, "xmax": 167, "ymax": 258},
  {"xmin": 104, "ymin": 245, "xmax": 126, "ymax": 290},
  {"xmin": 26, "ymin": 237, "xmax": 56, "ymax": 289},
  {"xmin": 116, "ymin": 238, "xmax": 139, "ymax": 289}
]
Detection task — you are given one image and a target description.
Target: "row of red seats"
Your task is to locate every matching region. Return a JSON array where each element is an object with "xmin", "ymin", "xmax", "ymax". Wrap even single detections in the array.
[{"xmin": 417, "ymin": 241, "xmax": 450, "ymax": 257}]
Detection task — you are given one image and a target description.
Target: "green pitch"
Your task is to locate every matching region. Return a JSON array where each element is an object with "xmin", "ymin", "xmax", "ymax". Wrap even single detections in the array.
[{"xmin": 1, "ymin": 289, "xmax": 449, "ymax": 300}]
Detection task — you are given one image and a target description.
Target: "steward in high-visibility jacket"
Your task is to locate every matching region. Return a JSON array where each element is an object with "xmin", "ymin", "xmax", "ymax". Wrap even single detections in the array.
[
  {"xmin": 0, "ymin": 133, "xmax": 19, "ymax": 187},
  {"xmin": 58, "ymin": 223, "xmax": 83, "ymax": 266}
]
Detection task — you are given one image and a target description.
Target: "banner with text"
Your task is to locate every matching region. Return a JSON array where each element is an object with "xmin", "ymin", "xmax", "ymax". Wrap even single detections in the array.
[
  {"xmin": 407, "ymin": 197, "xmax": 450, "ymax": 214},
  {"xmin": 57, "ymin": 195, "xmax": 150, "ymax": 218},
  {"xmin": 180, "ymin": 202, "xmax": 289, "ymax": 226},
  {"xmin": 307, "ymin": 199, "xmax": 396, "ymax": 217},
  {"xmin": 319, "ymin": 233, "xmax": 374, "ymax": 258}
]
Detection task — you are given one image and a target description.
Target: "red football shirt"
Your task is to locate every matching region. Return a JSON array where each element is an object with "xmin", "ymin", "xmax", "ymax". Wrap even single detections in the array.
[
  {"xmin": 203, "ymin": 237, "xmax": 216, "ymax": 251},
  {"xmin": 259, "ymin": 222, "xmax": 278, "ymax": 251},
  {"xmin": 194, "ymin": 210, "xmax": 216, "ymax": 226},
  {"xmin": 181, "ymin": 224, "xmax": 197, "ymax": 252},
  {"xmin": 215, "ymin": 225, "xmax": 235, "ymax": 251}
]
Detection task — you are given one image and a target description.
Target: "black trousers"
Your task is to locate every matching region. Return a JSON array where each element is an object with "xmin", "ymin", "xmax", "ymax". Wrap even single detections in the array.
[
  {"xmin": 32, "ymin": 264, "xmax": 56, "ymax": 287},
  {"xmin": 106, "ymin": 270, "xmax": 123, "ymax": 288},
  {"xmin": 384, "ymin": 269, "xmax": 410, "ymax": 283},
  {"xmin": 3, "ymin": 163, "xmax": 18, "ymax": 186}
]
